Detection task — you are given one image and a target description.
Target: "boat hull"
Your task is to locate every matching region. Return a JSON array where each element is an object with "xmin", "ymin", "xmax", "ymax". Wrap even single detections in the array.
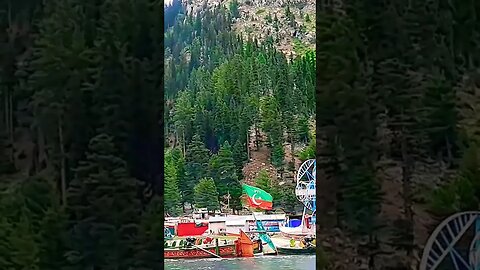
[
  {"xmin": 164, "ymin": 244, "xmax": 236, "ymax": 259},
  {"xmin": 277, "ymin": 246, "xmax": 316, "ymax": 255}
]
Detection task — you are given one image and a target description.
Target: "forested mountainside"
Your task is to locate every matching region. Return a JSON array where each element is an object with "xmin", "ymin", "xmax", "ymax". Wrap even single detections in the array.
[
  {"xmin": 0, "ymin": 0, "xmax": 165, "ymax": 268},
  {"xmin": 163, "ymin": 2, "xmax": 316, "ymax": 215},
  {"xmin": 317, "ymin": 1, "xmax": 480, "ymax": 269},
  {"xmin": 184, "ymin": 0, "xmax": 315, "ymax": 56}
]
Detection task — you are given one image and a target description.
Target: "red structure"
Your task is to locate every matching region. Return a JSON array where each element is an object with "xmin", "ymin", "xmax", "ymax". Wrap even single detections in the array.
[
  {"xmin": 176, "ymin": 222, "xmax": 209, "ymax": 236},
  {"xmin": 164, "ymin": 244, "xmax": 237, "ymax": 259}
]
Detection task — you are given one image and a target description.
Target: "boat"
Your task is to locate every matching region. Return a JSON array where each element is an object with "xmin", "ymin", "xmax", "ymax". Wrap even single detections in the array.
[
  {"xmin": 164, "ymin": 238, "xmax": 237, "ymax": 259},
  {"xmin": 276, "ymin": 245, "xmax": 316, "ymax": 255}
]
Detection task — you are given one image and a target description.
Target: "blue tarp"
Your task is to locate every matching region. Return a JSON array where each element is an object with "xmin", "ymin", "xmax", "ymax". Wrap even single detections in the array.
[{"xmin": 288, "ymin": 219, "xmax": 302, "ymax": 227}]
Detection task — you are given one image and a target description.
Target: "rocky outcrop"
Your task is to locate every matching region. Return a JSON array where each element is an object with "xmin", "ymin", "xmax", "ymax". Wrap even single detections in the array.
[{"xmin": 184, "ymin": 0, "xmax": 315, "ymax": 56}]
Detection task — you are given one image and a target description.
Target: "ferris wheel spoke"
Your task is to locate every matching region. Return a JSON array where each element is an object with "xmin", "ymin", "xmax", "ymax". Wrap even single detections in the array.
[
  {"xmin": 296, "ymin": 159, "xmax": 316, "ymax": 212},
  {"xmin": 449, "ymin": 248, "xmax": 470, "ymax": 270},
  {"xmin": 421, "ymin": 212, "xmax": 480, "ymax": 270}
]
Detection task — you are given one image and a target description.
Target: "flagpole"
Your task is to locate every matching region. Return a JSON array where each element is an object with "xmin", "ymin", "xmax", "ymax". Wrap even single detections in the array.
[{"xmin": 242, "ymin": 184, "xmax": 277, "ymax": 253}]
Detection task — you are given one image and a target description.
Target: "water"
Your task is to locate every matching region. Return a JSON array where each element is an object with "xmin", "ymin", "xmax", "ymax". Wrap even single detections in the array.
[{"xmin": 165, "ymin": 255, "xmax": 316, "ymax": 270}]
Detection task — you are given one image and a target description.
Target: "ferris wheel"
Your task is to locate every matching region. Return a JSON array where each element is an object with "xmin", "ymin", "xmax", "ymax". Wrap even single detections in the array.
[
  {"xmin": 295, "ymin": 159, "xmax": 316, "ymax": 213},
  {"xmin": 420, "ymin": 211, "xmax": 480, "ymax": 270}
]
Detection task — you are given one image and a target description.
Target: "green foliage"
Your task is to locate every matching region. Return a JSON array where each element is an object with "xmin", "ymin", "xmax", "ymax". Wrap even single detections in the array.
[
  {"xmin": 254, "ymin": 169, "xmax": 272, "ymax": 194},
  {"xmin": 184, "ymin": 134, "xmax": 211, "ymax": 204},
  {"xmin": 194, "ymin": 178, "xmax": 220, "ymax": 212},
  {"xmin": 298, "ymin": 128, "xmax": 315, "ymax": 161},
  {"xmin": 429, "ymin": 145, "xmax": 480, "ymax": 216},
  {"xmin": 272, "ymin": 182, "xmax": 298, "ymax": 212},
  {"xmin": 265, "ymin": 13, "xmax": 272, "ymax": 23},
  {"xmin": 256, "ymin": 9, "xmax": 265, "ymax": 15},
  {"xmin": 66, "ymin": 133, "xmax": 142, "ymax": 269},
  {"xmin": 0, "ymin": 177, "xmax": 67, "ymax": 269},
  {"xmin": 271, "ymin": 144, "xmax": 285, "ymax": 168},
  {"xmin": 164, "ymin": 149, "xmax": 182, "ymax": 216},
  {"xmin": 292, "ymin": 38, "xmax": 310, "ymax": 56},
  {"xmin": 134, "ymin": 196, "xmax": 164, "ymax": 269},
  {"xmin": 0, "ymin": 133, "xmax": 15, "ymax": 175},
  {"xmin": 339, "ymin": 168, "xmax": 382, "ymax": 235},
  {"xmin": 209, "ymin": 141, "xmax": 242, "ymax": 209},
  {"xmin": 229, "ymin": 0, "xmax": 240, "ymax": 18},
  {"xmin": 429, "ymin": 177, "xmax": 478, "ymax": 216}
]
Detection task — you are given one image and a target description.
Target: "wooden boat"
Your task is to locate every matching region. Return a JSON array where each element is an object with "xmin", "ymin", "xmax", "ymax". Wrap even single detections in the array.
[
  {"xmin": 164, "ymin": 238, "xmax": 237, "ymax": 259},
  {"xmin": 276, "ymin": 245, "xmax": 316, "ymax": 255},
  {"xmin": 164, "ymin": 244, "xmax": 237, "ymax": 259}
]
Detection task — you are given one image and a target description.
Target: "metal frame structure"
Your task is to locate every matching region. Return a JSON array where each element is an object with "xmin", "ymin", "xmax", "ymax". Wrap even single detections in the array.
[
  {"xmin": 295, "ymin": 159, "xmax": 316, "ymax": 213},
  {"xmin": 420, "ymin": 211, "xmax": 480, "ymax": 270},
  {"xmin": 295, "ymin": 158, "xmax": 316, "ymax": 228}
]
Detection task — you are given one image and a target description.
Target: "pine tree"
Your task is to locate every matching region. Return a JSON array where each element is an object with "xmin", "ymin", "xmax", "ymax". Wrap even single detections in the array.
[
  {"xmin": 209, "ymin": 141, "xmax": 242, "ymax": 210},
  {"xmin": 0, "ymin": 177, "xmax": 67, "ymax": 269},
  {"xmin": 184, "ymin": 134, "xmax": 210, "ymax": 206},
  {"xmin": 271, "ymin": 144, "xmax": 285, "ymax": 168},
  {"xmin": 194, "ymin": 178, "xmax": 220, "ymax": 212},
  {"xmin": 255, "ymin": 169, "xmax": 272, "ymax": 194},
  {"xmin": 164, "ymin": 149, "xmax": 182, "ymax": 216},
  {"xmin": 66, "ymin": 134, "xmax": 141, "ymax": 269},
  {"xmin": 232, "ymin": 140, "xmax": 248, "ymax": 178},
  {"xmin": 134, "ymin": 196, "xmax": 164, "ymax": 270}
]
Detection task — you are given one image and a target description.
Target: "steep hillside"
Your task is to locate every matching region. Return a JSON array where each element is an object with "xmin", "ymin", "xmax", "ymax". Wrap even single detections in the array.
[
  {"xmin": 316, "ymin": 2, "xmax": 480, "ymax": 270},
  {"xmin": 163, "ymin": 2, "xmax": 316, "ymax": 216},
  {"xmin": 184, "ymin": 0, "xmax": 315, "ymax": 56}
]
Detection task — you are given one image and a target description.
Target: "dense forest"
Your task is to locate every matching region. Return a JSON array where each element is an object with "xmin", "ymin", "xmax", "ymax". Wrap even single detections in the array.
[
  {"xmin": 163, "ymin": 2, "xmax": 316, "ymax": 215},
  {"xmin": 0, "ymin": 0, "xmax": 315, "ymax": 268},
  {"xmin": 0, "ymin": 0, "xmax": 165, "ymax": 268},
  {"xmin": 317, "ymin": 1, "xmax": 480, "ymax": 269},
  {"xmin": 3, "ymin": 0, "xmax": 480, "ymax": 269}
]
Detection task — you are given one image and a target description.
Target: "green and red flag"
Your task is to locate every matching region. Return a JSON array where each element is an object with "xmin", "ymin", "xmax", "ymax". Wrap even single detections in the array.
[{"xmin": 241, "ymin": 184, "xmax": 273, "ymax": 210}]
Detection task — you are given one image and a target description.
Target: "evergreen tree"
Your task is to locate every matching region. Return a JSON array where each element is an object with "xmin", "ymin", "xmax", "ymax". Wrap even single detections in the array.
[
  {"xmin": 229, "ymin": 0, "xmax": 240, "ymax": 19},
  {"xmin": 209, "ymin": 141, "xmax": 242, "ymax": 210},
  {"xmin": 66, "ymin": 134, "xmax": 141, "ymax": 269},
  {"xmin": 134, "ymin": 196, "xmax": 164, "ymax": 270},
  {"xmin": 184, "ymin": 134, "xmax": 210, "ymax": 205},
  {"xmin": 271, "ymin": 144, "xmax": 285, "ymax": 169},
  {"xmin": 255, "ymin": 169, "xmax": 272, "ymax": 194},
  {"xmin": 164, "ymin": 149, "xmax": 182, "ymax": 216},
  {"xmin": 194, "ymin": 178, "xmax": 220, "ymax": 212}
]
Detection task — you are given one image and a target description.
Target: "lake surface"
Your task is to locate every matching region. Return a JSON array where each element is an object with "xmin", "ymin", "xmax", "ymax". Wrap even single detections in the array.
[{"xmin": 165, "ymin": 255, "xmax": 316, "ymax": 270}]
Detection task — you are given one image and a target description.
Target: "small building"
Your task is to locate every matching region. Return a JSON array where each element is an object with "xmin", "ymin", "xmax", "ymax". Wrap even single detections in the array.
[
  {"xmin": 246, "ymin": 214, "xmax": 285, "ymax": 232},
  {"xmin": 207, "ymin": 213, "xmax": 286, "ymax": 235},
  {"xmin": 225, "ymin": 218, "xmax": 248, "ymax": 235},
  {"xmin": 208, "ymin": 216, "xmax": 228, "ymax": 234}
]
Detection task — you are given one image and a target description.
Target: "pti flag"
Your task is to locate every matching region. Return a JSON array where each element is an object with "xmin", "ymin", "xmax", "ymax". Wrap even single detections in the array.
[{"xmin": 242, "ymin": 184, "xmax": 273, "ymax": 210}]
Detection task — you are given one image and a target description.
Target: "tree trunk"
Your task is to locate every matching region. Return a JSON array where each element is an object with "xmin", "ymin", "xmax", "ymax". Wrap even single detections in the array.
[
  {"xmin": 6, "ymin": 1, "xmax": 15, "ymax": 163},
  {"xmin": 445, "ymin": 135, "xmax": 453, "ymax": 167},
  {"xmin": 255, "ymin": 124, "xmax": 260, "ymax": 150},
  {"xmin": 400, "ymin": 134, "xmax": 413, "ymax": 256},
  {"xmin": 172, "ymin": 129, "xmax": 177, "ymax": 149},
  {"xmin": 317, "ymin": 135, "xmax": 339, "ymax": 229},
  {"xmin": 182, "ymin": 129, "xmax": 186, "ymax": 158},
  {"xmin": 290, "ymin": 131, "xmax": 295, "ymax": 165},
  {"xmin": 8, "ymin": 88, "xmax": 13, "ymax": 162},
  {"xmin": 58, "ymin": 115, "xmax": 67, "ymax": 206},
  {"xmin": 4, "ymin": 88, "xmax": 14, "ymax": 163},
  {"xmin": 317, "ymin": 171, "xmax": 338, "ymax": 229},
  {"xmin": 246, "ymin": 130, "xmax": 250, "ymax": 160}
]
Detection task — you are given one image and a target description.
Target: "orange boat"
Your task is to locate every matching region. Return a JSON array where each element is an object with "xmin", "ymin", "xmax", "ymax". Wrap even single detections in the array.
[{"xmin": 236, "ymin": 230, "xmax": 255, "ymax": 257}]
